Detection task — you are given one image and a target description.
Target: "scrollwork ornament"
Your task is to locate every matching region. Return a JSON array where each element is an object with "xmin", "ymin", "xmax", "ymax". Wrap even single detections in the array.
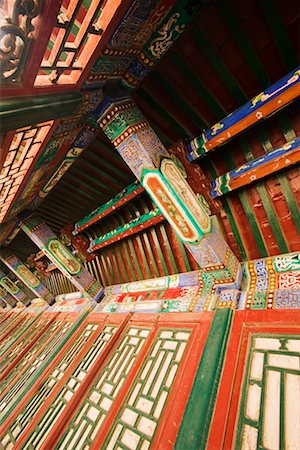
[{"xmin": 0, "ymin": 0, "xmax": 41, "ymax": 83}]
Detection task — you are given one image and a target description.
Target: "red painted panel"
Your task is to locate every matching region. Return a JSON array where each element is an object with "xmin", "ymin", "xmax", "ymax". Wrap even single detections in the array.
[
  {"xmin": 42, "ymin": 312, "xmax": 212, "ymax": 450},
  {"xmin": 0, "ymin": 313, "xmax": 128, "ymax": 447},
  {"xmin": 0, "ymin": 312, "xmax": 58, "ymax": 377},
  {"xmin": 207, "ymin": 309, "xmax": 300, "ymax": 450},
  {"xmin": 0, "ymin": 312, "xmax": 27, "ymax": 345}
]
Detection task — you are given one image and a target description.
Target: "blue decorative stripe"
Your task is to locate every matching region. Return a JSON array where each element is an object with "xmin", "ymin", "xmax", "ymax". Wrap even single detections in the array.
[
  {"xmin": 187, "ymin": 67, "xmax": 300, "ymax": 160},
  {"xmin": 211, "ymin": 137, "xmax": 300, "ymax": 197}
]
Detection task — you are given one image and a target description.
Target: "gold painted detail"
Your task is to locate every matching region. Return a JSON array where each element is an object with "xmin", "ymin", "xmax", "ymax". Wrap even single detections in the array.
[
  {"xmin": 16, "ymin": 265, "xmax": 40, "ymax": 288},
  {"xmin": 46, "ymin": 239, "xmax": 81, "ymax": 275}
]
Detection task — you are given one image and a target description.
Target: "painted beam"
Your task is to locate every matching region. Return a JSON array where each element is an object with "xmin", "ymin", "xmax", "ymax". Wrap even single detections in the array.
[
  {"xmin": 187, "ymin": 67, "xmax": 300, "ymax": 160},
  {"xmin": 73, "ymin": 181, "xmax": 144, "ymax": 235},
  {"xmin": 0, "ymin": 286, "xmax": 18, "ymax": 308},
  {"xmin": 0, "ymin": 92, "xmax": 83, "ymax": 133},
  {"xmin": 20, "ymin": 214, "xmax": 103, "ymax": 300},
  {"xmin": 211, "ymin": 137, "xmax": 300, "ymax": 197},
  {"xmin": 88, "ymin": 209, "xmax": 165, "ymax": 252},
  {"xmin": 0, "ymin": 251, "xmax": 55, "ymax": 304},
  {"xmin": 0, "ymin": 270, "xmax": 30, "ymax": 306}
]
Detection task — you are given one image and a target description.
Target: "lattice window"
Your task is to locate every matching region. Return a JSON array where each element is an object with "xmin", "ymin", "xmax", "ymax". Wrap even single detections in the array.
[
  {"xmin": 236, "ymin": 334, "xmax": 300, "ymax": 450},
  {"xmin": 22, "ymin": 325, "xmax": 118, "ymax": 449},
  {"xmin": 54, "ymin": 326, "xmax": 151, "ymax": 449},
  {"xmin": 0, "ymin": 316, "xmax": 33, "ymax": 356},
  {"xmin": 0, "ymin": 322, "xmax": 103, "ymax": 448},
  {"xmin": 34, "ymin": 0, "xmax": 122, "ymax": 86},
  {"xmin": 0, "ymin": 320, "xmax": 72, "ymax": 415},
  {"xmin": 103, "ymin": 328, "xmax": 192, "ymax": 450},
  {"xmin": 0, "ymin": 313, "xmax": 20, "ymax": 335},
  {"xmin": 0, "ymin": 122, "xmax": 54, "ymax": 223},
  {"xmin": 0, "ymin": 316, "xmax": 51, "ymax": 375}
]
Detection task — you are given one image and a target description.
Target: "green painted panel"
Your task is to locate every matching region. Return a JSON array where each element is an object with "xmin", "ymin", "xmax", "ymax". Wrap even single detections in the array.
[
  {"xmin": 0, "ymin": 92, "xmax": 83, "ymax": 132},
  {"xmin": 175, "ymin": 308, "xmax": 233, "ymax": 450}
]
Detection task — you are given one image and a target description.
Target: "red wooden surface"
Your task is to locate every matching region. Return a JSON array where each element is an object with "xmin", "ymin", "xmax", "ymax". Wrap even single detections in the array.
[
  {"xmin": 207, "ymin": 309, "xmax": 300, "ymax": 450},
  {"xmin": 45, "ymin": 312, "xmax": 211, "ymax": 450},
  {"xmin": 0, "ymin": 312, "xmax": 58, "ymax": 379},
  {"xmin": 0, "ymin": 312, "xmax": 27, "ymax": 344},
  {"xmin": 6, "ymin": 313, "xmax": 128, "ymax": 449},
  {"xmin": 0, "ymin": 310, "xmax": 14, "ymax": 327},
  {"xmin": 0, "ymin": 311, "xmax": 81, "ymax": 401}
]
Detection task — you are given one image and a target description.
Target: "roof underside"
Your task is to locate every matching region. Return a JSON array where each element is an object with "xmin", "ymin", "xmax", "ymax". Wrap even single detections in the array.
[{"xmin": 5, "ymin": 0, "xmax": 300, "ymax": 260}]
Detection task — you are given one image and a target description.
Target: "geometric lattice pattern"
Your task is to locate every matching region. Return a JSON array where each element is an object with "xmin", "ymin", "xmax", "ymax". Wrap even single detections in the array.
[
  {"xmin": 22, "ymin": 325, "xmax": 117, "ymax": 449},
  {"xmin": 56, "ymin": 327, "xmax": 151, "ymax": 449},
  {"xmin": 0, "ymin": 314, "xmax": 22, "ymax": 336},
  {"xmin": 103, "ymin": 328, "xmax": 191, "ymax": 450},
  {"xmin": 0, "ymin": 320, "xmax": 72, "ymax": 416},
  {"xmin": 0, "ymin": 322, "xmax": 101, "ymax": 448},
  {"xmin": 0, "ymin": 315, "xmax": 51, "ymax": 374},
  {"xmin": 0, "ymin": 316, "xmax": 34, "ymax": 358},
  {"xmin": 236, "ymin": 334, "xmax": 300, "ymax": 450},
  {"xmin": 0, "ymin": 122, "xmax": 53, "ymax": 223},
  {"xmin": 34, "ymin": 0, "xmax": 119, "ymax": 86}
]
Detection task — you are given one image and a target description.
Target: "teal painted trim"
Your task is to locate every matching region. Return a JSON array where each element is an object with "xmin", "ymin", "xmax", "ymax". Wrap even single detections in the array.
[
  {"xmin": 168, "ymin": 53, "xmax": 226, "ymax": 120},
  {"xmin": 149, "ymin": 228, "xmax": 169, "ymax": 276},
  {"xmin": 222, "ymin": 197, "xmax": 247, "ymax": 260},
  {"xmin": 278, "ymin": 174, "xmax": 300, "ymax": 237},
  {"xmin": 74, "ymin": 181, "xmax": 143, "ymax": 234},
  {"xmin": 192, "ymin": 29, "xmax": 247, "ymax": 105},
  {"xmin": 141, "ymin": 167, "xmax": 212, "ymax": 241},
  {"xmin": 238, "ymin": 190, "xmax": 268, "ymax": 257},
  {"xmin": 88, "ymin": 208, "xmax": 162, "ymax": 251},
  {"xmin": 255, "ymin": 183, "xmax": 289, "ymax": 254},
  {"xmin": 152, "ymin": 72, "xmax": 208, "ymax": 129},
  {"xmin": 277, "ymin": 112, "xmax": 297, "ymax": 142},
  {"xmin": 159, "ymin": 223, "xmax": 178, "ymax": 273},
  {"xmin": 195, "ymin": 159, "xmax": 247, "ymax": 260},
  {"xmin": 138, "ymin": 89, "xmax": 190, "ymax": 139},
  {"xmin": 0, "ymin": 92, "xmax": 83, "ymax": 132},
  {"xmin": 175, "ymin": 308, "xmax": 233, "ymax": 450},
  {"xmin": 211, "ymin": 138, "xmax": 300, "ymax": 197},
  {"xmin": 217, "ymin": 1, "xmax": 270, "ymax": 88}
]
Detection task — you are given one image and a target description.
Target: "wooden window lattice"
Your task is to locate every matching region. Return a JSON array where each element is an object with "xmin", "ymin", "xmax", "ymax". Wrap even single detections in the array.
[
  {"xmin": 35, "ymin": 0, "xmax": 105, "ymax": 86},
  {"xmin": 22, "ymin": 325, "xmax": 118, "ymax": 449},
  {"xmin": 0, "ymin": 122, "xmax": 53, "ymax": 223},
  {"xmin": 236, "ymin": 334, "xmax": 300, "ymax": 450}
]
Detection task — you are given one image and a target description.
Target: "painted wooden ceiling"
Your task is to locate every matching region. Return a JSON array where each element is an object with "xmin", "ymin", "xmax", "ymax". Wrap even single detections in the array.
[{"xmin": 2, "ymin": 0, "xmax": 300, "ymax": 263}]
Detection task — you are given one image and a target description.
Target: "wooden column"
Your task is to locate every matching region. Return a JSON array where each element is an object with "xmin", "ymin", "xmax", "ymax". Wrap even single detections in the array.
[{"xmin": 98, "ymin": 97, "xmax": 241, "ymax": 302}]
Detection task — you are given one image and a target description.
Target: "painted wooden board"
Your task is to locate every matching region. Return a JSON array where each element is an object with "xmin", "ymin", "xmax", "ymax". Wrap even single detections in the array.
[
  {"xmin": 27, "ymin": 312, "xmax": 212, "ymax": 450},
  {"xmin": 208, "ymin": 309, "xmax": 300, "ymax": 450},
  {"xmin": 0, "ymin": 312, "xmax": 58, "ymax": 377},
  {"xmin": 0, "ymin": 313, "xmax": 128, "ymax": 448},
  {"xmin": 0, "ymin": 311, "xmax": 86, "ymax": 422}
]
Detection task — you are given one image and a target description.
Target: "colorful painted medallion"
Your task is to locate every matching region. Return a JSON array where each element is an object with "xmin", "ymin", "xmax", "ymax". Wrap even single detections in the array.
[
  {"xmin": 46, "ymin": 239, "xmax": 81, "ymax": 275},
  {"xmin": 0, "ymin": 277, "xmax": 19, "ymax": 294},
  {"xmin": 161, "ymin": 158, "xmax": 211, "ymax": 233},
  {"xmin": 16, "ymin": 264, "xmax": 40, "ymax": 288},
  {"xmin": 142, "ymin": 170, "xmax": 200, "ymax": 243}
]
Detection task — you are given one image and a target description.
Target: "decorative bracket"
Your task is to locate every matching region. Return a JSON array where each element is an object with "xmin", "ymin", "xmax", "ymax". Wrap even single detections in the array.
[{"xmin": 0, "ymin": 0, "xmax": 41, "ymax": 83}]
